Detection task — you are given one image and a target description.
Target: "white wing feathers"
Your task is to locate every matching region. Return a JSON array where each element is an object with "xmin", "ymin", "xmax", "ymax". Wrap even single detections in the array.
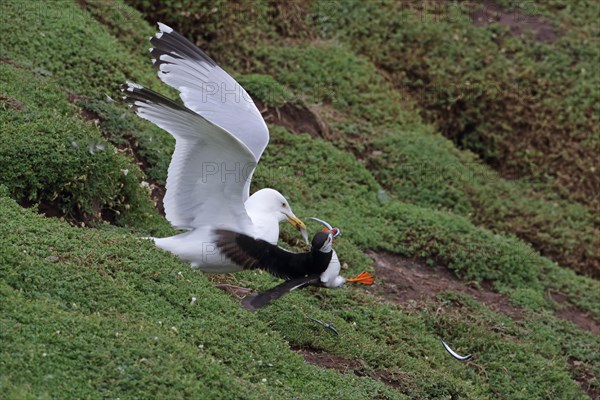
[
  {"xmin": 123, "ymin": 83, "xmax": 255, "ymax": 231},
  {"xmin": 150, "ymin": 23, "xmax": 269, "ymax": 163}
]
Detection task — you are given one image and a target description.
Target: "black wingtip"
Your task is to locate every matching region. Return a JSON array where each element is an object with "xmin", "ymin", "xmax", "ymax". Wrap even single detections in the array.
[
  {"xmin": 121, "ymin": 82, "xmax": 194, "ymax": 116},
  {"xmin": 149, "ymin": 22, "xmax": 218, "ymax": 71},
  {"xmin": 241, "ymin": 294, "xmax": 261, "ymax": 311}
]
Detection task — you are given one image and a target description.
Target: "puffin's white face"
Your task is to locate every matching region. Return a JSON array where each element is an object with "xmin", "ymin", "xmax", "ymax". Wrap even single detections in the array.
[
  {"xmin": 313, "ymin": 231, "xmax": 333, "ymax": 253},
  {"xmin": 320, "ymin": 233, "xmax": 333, "ymax": 253}
]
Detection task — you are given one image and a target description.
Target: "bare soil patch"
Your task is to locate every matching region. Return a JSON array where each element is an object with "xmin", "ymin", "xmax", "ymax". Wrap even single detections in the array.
[
  {"xmin": 550, "ymin": 292, "xmax": 600, "ymax": 336},
  {"xmin": 368, "ymin": 250, "xmax": 600, "ymax": 398},
  {"xmin": 568, "ymin": 356, "xmax": 599, "ymax": 400},
  {"xmin": 255, "ymin": 99, "xmax": 331, "ymax": 139},
  {"xmin": 369, "ymin": 250, "xmax": 600, "ymax": 336},
  {"xmin": 293, "ymin": 346, "xmax": 361, "ymax": 373},
  {"xmin": 292, "ymin": 345, "xmax": 407, "ymax": 389},
  {"xmin": 0, "ymin": 55, "xmax": 20, "ymax": 67},
  {"xmin": 469, "ymin": 0, "xmax": 561, "ymax": 42},
  {"xmin": 367, "ymin": 250, "xmax": 523, "ymax": 319},
  {"xmin": 0, "ymin": 95, "xmax": 24, "ymax": 111},
  {"xmin": 67, "ymin": 92, "xmax": 98, "ymax": 122}
]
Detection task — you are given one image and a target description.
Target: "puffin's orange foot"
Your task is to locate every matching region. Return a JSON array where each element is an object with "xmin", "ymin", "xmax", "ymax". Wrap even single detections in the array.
[{"xmin": 346, "ymin": 271, "xmax": 374, "ymax": 285}]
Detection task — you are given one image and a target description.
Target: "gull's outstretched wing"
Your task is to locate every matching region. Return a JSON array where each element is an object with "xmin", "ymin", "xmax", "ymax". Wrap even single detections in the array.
[
  {"xmin": 123, "ymin": 83, "xmax": 255, "ymax": 231},
  {"xmin": 150, "ymin": 23, "xmax": 269, "ymax": 167},
  {"xmin": 214, "ymin": 229, "xmax": 313, "ymax": 280},
  {"xmin": 242, "ymin": 275, "xmax": 321, "ymax": 310}
]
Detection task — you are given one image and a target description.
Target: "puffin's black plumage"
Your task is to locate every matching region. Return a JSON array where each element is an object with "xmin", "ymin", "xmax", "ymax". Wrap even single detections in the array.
[
  {"xmin": 241, "ymin": 275, "xmax": 321, "ymax": 310},
  {"xmin": 214, "ymin": 229, "xmax": 333, "ymax": 280},
  {"xmin": 214, "ymin": 226, "xmax": 375, "ymax": 310}
]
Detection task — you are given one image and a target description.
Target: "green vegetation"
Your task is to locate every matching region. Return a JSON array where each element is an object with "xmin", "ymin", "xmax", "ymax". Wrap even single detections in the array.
[
  {"xmin": 121, "ymin": 0, "xmax": 600, "ymax": 277},
  {"xmin": 314, "ymin": 0, "xmax": 599, "ymax": 208},
  {"xmin": 0, "ymin": 63, "xmax": 163, "ymax": 229},
  {"xmin": 1, "ymin": 0, "xmax": 598, "ymax": 398},
  {"xmin": 0, "ymin": 191, "xmax": 398, "ymax": 399}
]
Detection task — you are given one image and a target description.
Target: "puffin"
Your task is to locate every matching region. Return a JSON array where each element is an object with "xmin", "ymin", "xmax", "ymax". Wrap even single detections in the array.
[
  {"xmin": 214, "ymin": 218, "xmax": 374, "ymax": 309},
  {"xmin": 123, "ymin": 23, "xmax": 308, "ymax": 272}
]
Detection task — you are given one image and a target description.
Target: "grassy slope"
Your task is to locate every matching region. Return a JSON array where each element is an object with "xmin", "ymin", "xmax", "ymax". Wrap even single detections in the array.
[
  {"xmin": 314, "ymin": 0, "xmax": 599, "ymax": 208},
  {"xmin": 0, "ymin": 191, "xmax": 398, "ymax": 399},
  {"xmin": 0, "ymin": 0, "xmax": 598, "ymax": 399},
  {"xmin": 256, "ymin": 41, "xmax": 599, "ymax": 278},
  {"xmin": 122, "ymin": 0, "xmax": 600, "ymax": 277},
  {"xmin": 306, "ymin": 0, "xmax": 600, "ymax": 277}
]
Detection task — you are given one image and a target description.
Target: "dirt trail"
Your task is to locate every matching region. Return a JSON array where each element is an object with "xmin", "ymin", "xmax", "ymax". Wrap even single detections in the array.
[
  {"xmin": 367, "ymin": 250, "xmax": 523, "ymax": 318},
  {"xmin": 254, "ymin": 99, "xmax": 331, "ymax": 139},
  {"xmin": 367, "ymin": 251, "xmax": 599, "ymax": 398},
  {"xmin": 550, "ymin": 292, "xmax": 600, "ymax": 336},
  {"xmin": 469, "ymin": 0, "xmax": 560, "ymax": 42},
  {"xmin": 294, "ymin": 251, "xmax": 598, "ymax": 397},
  {"xmin": 292, "ymin": 345, "xmax": 406, "ymax": 390},
  {"xmin": 368, "ymin": 251, "xmax": 600, "ymax": 337}
]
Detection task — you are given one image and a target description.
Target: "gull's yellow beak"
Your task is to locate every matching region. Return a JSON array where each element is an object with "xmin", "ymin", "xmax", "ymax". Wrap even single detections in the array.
[{"xmin": 285, "ymin": 212, "xmax": 309, "ymax": 244}]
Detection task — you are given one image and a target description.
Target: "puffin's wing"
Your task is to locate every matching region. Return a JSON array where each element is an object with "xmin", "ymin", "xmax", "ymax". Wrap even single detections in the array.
[
  {"xmin": 123, "ymin": 83, "xmax": 255, "ymax": 231},
  {"xmin": 242, "ymin": 275, "xmax": 321, "ymax": 310},
  {"xmin": 214, "ymin": 229, "xmax": 310, "ymax": 280},
  {"xmin": 150, "ymin": 23, "xmax": 268, "ymax": 167}
]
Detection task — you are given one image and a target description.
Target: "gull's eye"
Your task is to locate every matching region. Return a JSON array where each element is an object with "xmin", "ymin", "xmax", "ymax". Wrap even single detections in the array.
[{"xmin": 281, "ymin": 202, "xmax": 286, "ymax": 207}]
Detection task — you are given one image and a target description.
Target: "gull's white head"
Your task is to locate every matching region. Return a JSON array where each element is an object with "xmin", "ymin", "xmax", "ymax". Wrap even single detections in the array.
[{"xmin": 245, "ymin": 188, "xmax": 308, "ymax": 242}]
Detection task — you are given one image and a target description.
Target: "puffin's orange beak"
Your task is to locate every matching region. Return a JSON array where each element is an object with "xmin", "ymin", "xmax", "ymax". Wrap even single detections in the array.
[
  {"xmin": 322, "ymin": 227, "xmax": 340, "ymax": 242},
  {"xmin": 346, "ymin": 271, "xmax": 374, "ymax": 285}
]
